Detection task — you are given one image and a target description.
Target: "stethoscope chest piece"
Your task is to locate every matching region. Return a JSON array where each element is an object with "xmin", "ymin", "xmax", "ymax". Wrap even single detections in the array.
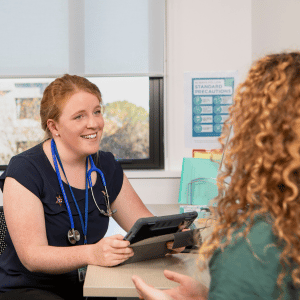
[{"xmin": 68, "ymin": 229, "xmax": 80, "ymax": 245}]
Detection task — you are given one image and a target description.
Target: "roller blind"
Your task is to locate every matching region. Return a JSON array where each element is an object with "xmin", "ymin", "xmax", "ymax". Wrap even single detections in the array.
[
  {"xmin": 0, "ymin": 0, "xmax": 68, "ymax": 76},
  {"xmin": 0, "ymin": 0, "xmax": 165, "ymax": 76}
]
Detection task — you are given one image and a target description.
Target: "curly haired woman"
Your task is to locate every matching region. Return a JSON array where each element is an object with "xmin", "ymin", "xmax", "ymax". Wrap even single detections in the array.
[{"xmin": 132, "ymin": 52, "xmax": 300, "ymax": 299}]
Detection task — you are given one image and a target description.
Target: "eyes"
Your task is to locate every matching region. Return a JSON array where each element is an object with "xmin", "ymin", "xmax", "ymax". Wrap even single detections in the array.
[
  {"xmin": 94, "ymin": 109, "xmax": 102, "ymax": 115},
  {"xmin": 74, "ymin": 109, "xmax": 102, "ymax": 120}
]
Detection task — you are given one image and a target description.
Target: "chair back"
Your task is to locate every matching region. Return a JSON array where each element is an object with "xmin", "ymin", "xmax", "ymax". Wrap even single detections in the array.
[{"xmin": 0, "ymin": 206, "xmax": 7, "ymax": 255}]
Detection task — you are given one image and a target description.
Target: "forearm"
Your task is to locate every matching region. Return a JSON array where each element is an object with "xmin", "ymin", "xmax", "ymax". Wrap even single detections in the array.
[
  {"xmin": 20, "ymin": 234, "xmax": 132, "ymax": 274},
  {"xmin": 21, "ymin": 244, "xmax": 95, "ymax": 274},
  {"xmin": 112, "ymin": 175, "xmax": 154, "ymax": 232}
]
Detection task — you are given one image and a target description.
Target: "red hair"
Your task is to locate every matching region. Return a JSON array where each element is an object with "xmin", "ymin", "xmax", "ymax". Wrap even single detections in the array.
[{"xmin": 40, "ymin": 74, "xmax": 102, "ymax": 139}]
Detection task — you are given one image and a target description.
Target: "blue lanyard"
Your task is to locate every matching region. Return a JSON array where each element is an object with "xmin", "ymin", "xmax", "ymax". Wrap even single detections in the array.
[{"xmin": 51, "ymin": 139, "xmax": 89, "ymax": 244}]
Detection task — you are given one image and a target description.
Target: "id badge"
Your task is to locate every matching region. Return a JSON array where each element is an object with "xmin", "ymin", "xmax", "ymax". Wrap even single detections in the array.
[{"xmin": 78, "ymin": 266, "xmax": 87, "ymax": 282}]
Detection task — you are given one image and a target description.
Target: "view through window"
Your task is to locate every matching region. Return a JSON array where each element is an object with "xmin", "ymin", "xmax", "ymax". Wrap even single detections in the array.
[{"xmin": 0, "ymin": 77, "xmax": 150, "ymax": 167}]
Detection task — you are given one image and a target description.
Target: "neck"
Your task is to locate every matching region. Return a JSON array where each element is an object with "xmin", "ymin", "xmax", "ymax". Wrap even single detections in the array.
[{"xmin": 53, "ymin": 139, "xmax": 87, "ymax": 168}]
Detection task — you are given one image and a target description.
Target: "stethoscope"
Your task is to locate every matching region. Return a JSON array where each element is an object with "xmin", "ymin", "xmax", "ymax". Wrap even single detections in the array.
[{"xmin": 51, "ymin": 139, "xmax": 117, "ymax": 245}]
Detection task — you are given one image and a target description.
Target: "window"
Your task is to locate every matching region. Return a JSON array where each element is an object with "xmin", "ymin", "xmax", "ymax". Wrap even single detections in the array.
[
  {"xmin": 16, "ymin": 141, "xmax": 39, "ymax": 155},
  {"xmin": 0, "ymin": 76, "xmax": 163, "ymax": 170},
  {"xmin": 15, "ymin": 98, "xmax": 40, "ymax": 120},
  {"xmin": 0, "ymin": 0, "xmax": 165, "ymax": 170}
]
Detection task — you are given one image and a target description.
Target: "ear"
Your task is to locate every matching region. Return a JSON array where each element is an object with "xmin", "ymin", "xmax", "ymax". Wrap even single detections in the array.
[{"xmin": 47, "ymin": 119, "xmax": 60, "ymax": 137}]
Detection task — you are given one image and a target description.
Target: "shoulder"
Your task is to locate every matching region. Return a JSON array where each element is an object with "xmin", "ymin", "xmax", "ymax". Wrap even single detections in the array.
[
  {"xmin": 246, "ymin": 216, "xmax": 278, "ymax": 258},
  {"xmin": 208, "ymin": 217, "xmax": 282, "ymax": 299},
  {"xmin": 211, "ymin": 217, "xmax": 279, "ymax": 267},
  {"xmin": 97, "ymin": 150, "xmax": 116, "ymax": 162},
  {"xmin": 0, "ymin": 143, "xmax": 45, "ymax": 192},
  {"xmin": 6, "ymin": 144, "xmax": 43, "ymax": 173},
  {"xmin": 6, "ymin": 144, "xmax": 44, "ymax": 173},
  {"xmin": 92, "ymin": 151, "xmax": 124, "ymax": 198},
  {"xmin": 94, "ymin": 151, "xmax": 122, "ymax": 174}
]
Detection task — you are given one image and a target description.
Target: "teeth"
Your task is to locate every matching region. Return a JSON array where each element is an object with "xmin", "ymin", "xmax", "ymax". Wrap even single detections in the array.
[{"xmin": 82, "ymin": 134, "xmax": 97, "ymax": 139}]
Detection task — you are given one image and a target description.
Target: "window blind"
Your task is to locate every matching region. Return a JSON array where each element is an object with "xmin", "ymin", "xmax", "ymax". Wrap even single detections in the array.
[{"xmin": 0, "ymin": 0, "xmax": 165, "ymax": 77}]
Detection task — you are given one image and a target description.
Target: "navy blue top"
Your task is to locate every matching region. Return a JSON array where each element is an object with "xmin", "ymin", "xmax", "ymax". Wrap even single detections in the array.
[{"xmin": 0, "ymin": 142, "xmax": 123, "ymax": 299}]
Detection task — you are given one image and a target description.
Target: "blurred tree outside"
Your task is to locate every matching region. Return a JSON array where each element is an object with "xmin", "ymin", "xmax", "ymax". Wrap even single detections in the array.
[
  {"xmin": 0, "ymin": 116, "xmax": 43, "ymax": 165},
  {"xmin": 16, "ymin": 98, "xmax": 40, "ymax": 120},
  {"xmin": 100, "ymin": 100, "xmax": 149, "ymax": 159},
  {"xmin": 0, "ymin": 98, "xmax": 149, "ymax": 165},
  {"xmin": 0, "ymin": 97, "xmax": 43, "ymax": 165}
]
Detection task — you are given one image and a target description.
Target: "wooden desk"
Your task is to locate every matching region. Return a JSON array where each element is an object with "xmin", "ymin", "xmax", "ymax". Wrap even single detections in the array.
[{"xmin": 83, "ymin": 253, "xmax": 209, "ymax": 298}]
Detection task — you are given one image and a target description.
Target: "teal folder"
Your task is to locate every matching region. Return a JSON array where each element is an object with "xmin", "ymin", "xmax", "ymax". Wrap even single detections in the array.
[{"xmin": 178, "ymin": 158, "xmax": 219, "ymax": 205}]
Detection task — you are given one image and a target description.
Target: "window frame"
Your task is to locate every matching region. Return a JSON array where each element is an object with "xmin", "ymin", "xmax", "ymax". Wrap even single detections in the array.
[
  {"xmin": 120, "ymin": 77, "xmax": 164, "ymax": 170},
  {"xmin": 0, "ymin": 76, "xmax": 164, "ymax": 171}
]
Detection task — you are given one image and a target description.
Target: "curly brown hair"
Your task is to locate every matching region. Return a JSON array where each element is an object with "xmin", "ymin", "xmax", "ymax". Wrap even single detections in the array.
[
  {"xmin": 40, "ymin": 74, "xmax": 102, "ymax": 139},
  {"xmin": 199, "ymin": 52, "xmax": 300, "ymax": 291}
]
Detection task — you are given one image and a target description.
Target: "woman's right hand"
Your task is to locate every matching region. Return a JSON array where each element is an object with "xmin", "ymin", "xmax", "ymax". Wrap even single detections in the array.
[{"xmin": 89, "ymin": 234, "xmax": 134, "ymax": 267}]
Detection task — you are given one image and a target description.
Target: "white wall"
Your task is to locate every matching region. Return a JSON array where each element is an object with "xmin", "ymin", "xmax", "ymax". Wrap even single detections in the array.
[
  {"xmin": 1, "ymin": 0, "xmax": 300, "ymax": 211},
  {"xmin": 252, "ymin": 0, "xmax": 300, "ymax": 61},
  {"xmin": 165, "ymin": 0, "xmax": 252, "ymax": 172},
  {"xmin": 127, "ymin": 0, "xmax": 300, "ymax": 207},
  {"xmin": 126, "ymin": 0, "xmax": 253, "ymax": 208}
]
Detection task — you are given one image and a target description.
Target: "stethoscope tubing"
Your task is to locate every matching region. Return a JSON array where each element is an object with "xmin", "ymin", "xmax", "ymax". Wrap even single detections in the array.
[
  {"xmin": 51, "ymin": 139, "xmax": 112, "ymax": 244},
  {"xmin": 86, "ymin": 156, "xmax": 115, "ymax": 217},
  {"xmin": 87, "ymin": 156, "xmax": 107, "ymax": 187}
]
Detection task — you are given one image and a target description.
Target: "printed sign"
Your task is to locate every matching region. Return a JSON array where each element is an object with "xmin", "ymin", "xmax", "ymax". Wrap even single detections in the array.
[{"xmin": 184, "ymin": 71, "xmax": 238, "ymax": 148}]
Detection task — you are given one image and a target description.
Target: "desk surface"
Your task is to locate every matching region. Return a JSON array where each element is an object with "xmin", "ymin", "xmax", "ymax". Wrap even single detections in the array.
[{"xmin": 84, "ymin": 253, "xmax": 209, "ymax": 298}]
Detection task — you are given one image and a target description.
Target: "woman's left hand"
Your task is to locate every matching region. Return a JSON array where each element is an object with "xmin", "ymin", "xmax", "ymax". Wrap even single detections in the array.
[
  {"xmin": 132, "ymin": 275, "xmax": 174, "ymax": 300},
  {"xmin": 132, "ymin": 270, "xmax": 208, "ymax": 300}
]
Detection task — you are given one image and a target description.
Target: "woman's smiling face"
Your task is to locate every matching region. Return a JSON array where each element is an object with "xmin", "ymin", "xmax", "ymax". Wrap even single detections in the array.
[{"xmin": 55, "ymin": 90, "xmax": 104, "ymax": 159}]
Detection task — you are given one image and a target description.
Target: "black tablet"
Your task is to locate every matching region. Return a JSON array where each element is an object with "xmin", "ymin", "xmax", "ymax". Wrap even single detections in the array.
[{"xmin": 123, "ymin": 211, "xmax": 198, "ymax": 244}]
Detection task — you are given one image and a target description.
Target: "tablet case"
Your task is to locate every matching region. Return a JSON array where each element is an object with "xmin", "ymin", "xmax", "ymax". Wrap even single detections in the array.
[
  {"xmin": 120, "ymin": 228, "xmax": 201, "ymax": 265},
  {"xmin": 124, "ymin": 212, "xmax": 198, "ymax": 245}
]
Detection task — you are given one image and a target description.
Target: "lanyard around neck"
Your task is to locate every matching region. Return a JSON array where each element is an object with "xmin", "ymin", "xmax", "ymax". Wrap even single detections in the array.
[{"xmin": 51, "ymin": 139, "xmax": 89, "ymax": 244}]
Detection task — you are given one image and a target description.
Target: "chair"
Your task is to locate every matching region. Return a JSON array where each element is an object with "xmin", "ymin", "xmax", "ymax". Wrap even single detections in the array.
[{"xmin": 0, "ymin": 206, "xmax": 7, "ymax": 255}]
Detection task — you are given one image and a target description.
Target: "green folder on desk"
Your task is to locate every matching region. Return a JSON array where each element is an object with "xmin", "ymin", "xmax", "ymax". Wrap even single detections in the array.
[{"xmin": 178, "ymin": 158, "xmax": 219, "ymax": 206}]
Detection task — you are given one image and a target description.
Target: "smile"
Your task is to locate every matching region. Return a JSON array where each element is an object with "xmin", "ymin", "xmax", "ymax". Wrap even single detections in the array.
[{"xmin": 81, "ymin": 133, "xmax": 97, "ymax": 139}]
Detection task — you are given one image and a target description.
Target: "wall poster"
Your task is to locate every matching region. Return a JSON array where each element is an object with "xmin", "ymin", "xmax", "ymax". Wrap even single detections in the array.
[{"xmin": 184, "ymin": 71, "xmax": 238, "ymax": 149}]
